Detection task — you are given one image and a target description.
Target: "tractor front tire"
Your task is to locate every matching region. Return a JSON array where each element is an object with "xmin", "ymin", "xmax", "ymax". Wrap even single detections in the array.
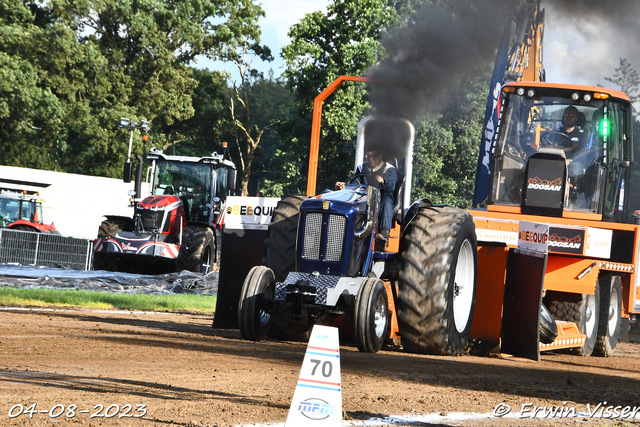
[
  {"xmin": 594, "ymin": 275, "xmax": 622, "ymax": 357},
  {"xmin": 238, "ymin": 266, "xmax": 275, "ymax": 341},
  {"xmin": 262, "ymin": 195, "xmax": 311, "ymax": 341},
  {"xmin": 547, "ymin": 286, "xmax": 600, "ymax": 356},
  {"xmin": 397, "ymin": 207, "xmax": 478, "ymax": 356},
  {"xmin": 354, "ymin": 278, "xmax": 390, "ymax": 353},
  {"xmin": 176, "ymin": 226, "xmax": 216, "ymax": 274}
]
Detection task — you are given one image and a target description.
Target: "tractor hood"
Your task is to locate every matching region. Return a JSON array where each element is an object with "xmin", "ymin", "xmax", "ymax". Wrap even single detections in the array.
[
  {"xmin": 137, "ymin": 195, "xmax": 182, "ymax": 210},
  {"xmin": 297, "ymin": 184, "xmax": 378, "ymax": 277}
]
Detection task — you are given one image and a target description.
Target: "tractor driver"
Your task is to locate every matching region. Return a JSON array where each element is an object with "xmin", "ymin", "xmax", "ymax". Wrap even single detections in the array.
[
  {"xmin": 556, "ymin": 106, "xmax": 589, "ymax": 153},
  {"xmin": 335, "ymin": 148, "xmax": 397, "ymax": 249}
]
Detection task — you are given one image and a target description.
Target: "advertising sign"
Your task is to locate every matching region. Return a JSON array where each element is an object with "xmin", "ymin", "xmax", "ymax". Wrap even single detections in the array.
[
  {"xmin": 518, "ymin": 221, "xmax": 549, "ymax": 253},
  {"xmin": 223, "ymin": 196, "xmax": 280, "ymax": 230}
]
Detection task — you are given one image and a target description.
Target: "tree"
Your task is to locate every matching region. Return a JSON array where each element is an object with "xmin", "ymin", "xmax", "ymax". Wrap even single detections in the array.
[
  {"xmin": 276, "ymin": 0, "xmax": 398, "ymax": 195},
  {"xmin": 0, "ymin": 0, "xmax": 266, "ymax": 178},
  {"xmin": 411, "ymin": 65, "xmax": 491, "ymax": 207},
  {"xmin": 605, "ymin": 58, "xmax": 640, "ymax": 114},
  {"xmin": 272, "ymin": 0, "xmax": 514, "ymax": 198},
  {"xmin": 155, "ymin": 68, "xmax": 236, "ymax": 158},
  {"xmin": 227, "ymin": 44, "xmax": 274, "ymax": 195}
]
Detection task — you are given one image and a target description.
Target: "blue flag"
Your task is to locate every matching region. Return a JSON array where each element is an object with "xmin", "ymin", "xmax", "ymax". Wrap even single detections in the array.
[{"xmin": 472, "ymin": 18, "xmax": 512, "ymax": 207}]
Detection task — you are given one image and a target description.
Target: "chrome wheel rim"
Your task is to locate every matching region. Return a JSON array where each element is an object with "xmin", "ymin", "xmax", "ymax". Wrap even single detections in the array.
[
  {"xmin": 200, "ymin": 246, "xmax": 212, "ymax": 274},
  {"xmin": 608, "ymin": 286, "xmax": 620, "ymax": 337},
  {"xmin": 374, "ymin": 292, "xmax": 387, "ymax": 339},
  {"xmin": 585, "ymin": 294, "xmax": 596, "ymax": 337},
  {"xmin": 260, "ymin": 285, "xmax": 273, "ymax": 327},
  {"xmin": 453, "ymin": 239, "xmax": 475, "ymax": 334}
]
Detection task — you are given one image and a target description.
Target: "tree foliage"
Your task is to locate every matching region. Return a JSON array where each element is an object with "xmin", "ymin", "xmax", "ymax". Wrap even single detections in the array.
[
  {"xmin": 275, "ymin": 0, "xmax": 398, "ymax": 195},
  {"xmin": 605, "ymin": 58, "xmax": 639, "ymax": 112},
  {"xmin": 0, "ymin": 0, "xmax": 265, "ymax": 177}
]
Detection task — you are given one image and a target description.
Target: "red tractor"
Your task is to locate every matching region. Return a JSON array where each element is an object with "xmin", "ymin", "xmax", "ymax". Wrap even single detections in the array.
[
  {"xmin": 93, "ymin": 147, "xmax": 237, "ymax": 274},
  {"xmin": 0, "ymin": 189, "xmax": 58, "ymax": 233}
]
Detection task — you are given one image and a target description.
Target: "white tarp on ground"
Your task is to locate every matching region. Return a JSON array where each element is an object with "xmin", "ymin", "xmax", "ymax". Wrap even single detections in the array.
[{"xmin": 0, "ymin": 165, "xmax": 133, "ymax": 239}]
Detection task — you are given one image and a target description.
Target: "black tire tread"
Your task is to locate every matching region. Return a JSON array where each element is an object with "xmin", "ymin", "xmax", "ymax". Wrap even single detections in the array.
[
  {"xmin": 547, "ymin": 289, "xmax": 598, "ymax": 356},
  {"xmin": 238, "ymin": 266, "xmax": 274, "ymax": 341},
  {"xmin": 593, "ymin": 275, "xmax": 622, "ymax": 357},
  {"xmin": 262, "ymin": 195, "xmax": 308, "ymax": 281},
  {"xmin": 354, "ymin": 278, "xmax": 389, "ymax": 353},
  {"xmin": 176, "ymin": 226, "xmax": 215, "ymax": 273},
  {"xmin": 396, "ymin": 206, "xmax": 476, "ymax": 356},
  {"xmin": 98, "ymin": 221, "xmax": 120, "ymax": 238},
  {"xmin": 540, "ymin": 304, "xmax": 558, "ymax": 344},
  {"xmin": 262, "ymin": 195, "xmax": 312, "ymax": 341}
]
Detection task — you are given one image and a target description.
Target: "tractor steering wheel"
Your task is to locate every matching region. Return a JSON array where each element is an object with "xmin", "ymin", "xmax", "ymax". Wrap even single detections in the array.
[
  {"xmin": 540, "ymin": 131, "xmax": 571, "ymax": 148},
  {"xmin": 349, "ymin": 172, "xmax": 370, "ymax": 185},
  {"xmin": 349, "ymin": 172, "xmax": 385, "ymax": 191}
]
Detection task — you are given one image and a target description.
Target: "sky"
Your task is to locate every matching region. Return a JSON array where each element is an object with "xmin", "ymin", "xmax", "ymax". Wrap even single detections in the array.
[
  {"xmin": 192, "ymin": 0, "xmax": 639, "ymax": 93},
  {"xmin": 192, "ymin": 0, "xmax": 331, "ymax": 81}
]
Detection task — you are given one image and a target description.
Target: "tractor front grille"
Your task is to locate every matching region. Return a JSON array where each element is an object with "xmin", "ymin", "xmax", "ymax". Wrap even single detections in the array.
[
  {"xmin": 302, "ymin": 212, "xmax": 346, "ymax": 262},
  {"xmin": 140, "ymin": 210, "xmax": 164, "ymax": 231},
  {"xmin": 326, "ymin": 215, "xmax": 346, "ymax": 261}
]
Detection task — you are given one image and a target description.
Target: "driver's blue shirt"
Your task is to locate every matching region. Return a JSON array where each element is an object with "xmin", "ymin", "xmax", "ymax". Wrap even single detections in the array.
[
  {"xmin": 355, "ymin": 162, "xmax": 397, "ymax": 199},
  {"xmin": 354, "ymin": 162, "xmax": 397, "ymax": 232}
]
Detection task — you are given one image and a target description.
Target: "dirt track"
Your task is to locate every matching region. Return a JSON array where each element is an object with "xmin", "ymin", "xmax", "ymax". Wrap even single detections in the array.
[{"xmin": 2, "ymin": 307, "xmax": 640, "ymax": 426}]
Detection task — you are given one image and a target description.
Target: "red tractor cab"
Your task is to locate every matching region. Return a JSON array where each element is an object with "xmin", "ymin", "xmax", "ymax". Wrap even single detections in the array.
[{"xmin": 0, "ymin": 189, "xmax": 57, "ymax": 233}]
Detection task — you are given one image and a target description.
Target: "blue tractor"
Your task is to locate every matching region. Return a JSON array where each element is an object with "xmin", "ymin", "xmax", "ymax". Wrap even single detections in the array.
[{"xmin": 238, "ymin": 116, "xmax": 478, "ymax": 354}]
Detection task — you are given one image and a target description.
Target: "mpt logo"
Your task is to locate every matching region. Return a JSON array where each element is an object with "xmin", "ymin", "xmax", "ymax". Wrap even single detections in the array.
[{"xmin": 298, "ymin": 398, "xmax": 334, "ymax": 420}]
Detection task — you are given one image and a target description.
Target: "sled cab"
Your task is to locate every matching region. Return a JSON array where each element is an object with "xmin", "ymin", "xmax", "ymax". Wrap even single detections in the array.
[{"xmin": 489, "ymin": 82, "xmax": 633, "ymax": 222}]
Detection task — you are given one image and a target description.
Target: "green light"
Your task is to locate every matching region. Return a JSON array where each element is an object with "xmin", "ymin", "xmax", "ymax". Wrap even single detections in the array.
[{"xmin": 601, "ymin": 119, "xmax": 609, "ymax": 137}]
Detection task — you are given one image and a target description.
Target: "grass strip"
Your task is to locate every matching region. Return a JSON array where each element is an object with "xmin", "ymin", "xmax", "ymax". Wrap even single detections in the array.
[{"xmin": 0, "ymin": 287, "xmax": 216, "ymax": 313}]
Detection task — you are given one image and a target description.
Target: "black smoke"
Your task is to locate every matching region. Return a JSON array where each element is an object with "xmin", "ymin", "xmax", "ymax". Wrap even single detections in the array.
[
  {"xmin": 366, "ymin": 0, "xmax": 518, "ymax": 122},
  {"xmin": 538, "ymin": 0, "xmax": 640, "ymax": 89}
]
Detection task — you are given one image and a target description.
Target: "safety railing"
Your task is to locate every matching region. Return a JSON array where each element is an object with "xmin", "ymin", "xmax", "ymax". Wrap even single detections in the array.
[{"xmin": 0, "ymin": 229, "xmax": 94, "ymax": 270}]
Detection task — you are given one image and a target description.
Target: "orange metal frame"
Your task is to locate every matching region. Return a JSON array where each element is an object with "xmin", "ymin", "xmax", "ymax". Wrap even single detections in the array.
[{"xmin": 306, "ymin": 76, "xmax": 369, "ymax": 196}]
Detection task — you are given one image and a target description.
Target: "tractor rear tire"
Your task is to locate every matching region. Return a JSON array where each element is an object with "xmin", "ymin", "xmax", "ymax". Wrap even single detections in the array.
[
  {"xmin": 176, "ymin": 226, "xmax": 215, "ymax": 274},
  {"xmin": 354, "ymin": 278, "xmax": 390, "ymax": 353},
  {"xmin": 98, "ymin": 221, "xmax": 120, "ymax": 238},
  {"xmin": 594, "ymin": 275, "xmax": 622, "ymax": 357},
  {"xmin": 547, "ymin": 287, "xmax": 600, "ymax": 356},
  {"xmin": 396, "ymin": 207, "xmax": 478, "ymax": 356},
  {"xmin": 262, "ymin": 195, "xmax": 311, "ymax": 341},
  {"xmin": 238, "ymin": 266, "xmax": 275, "ymax": 341},
  {"xmin": 262, "ymin": 195, "xmax": 308, "ymax": 281}
]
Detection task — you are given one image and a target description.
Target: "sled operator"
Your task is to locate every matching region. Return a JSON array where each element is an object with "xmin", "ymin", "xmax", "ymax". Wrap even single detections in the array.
[{"xmin": 335, "ymin": 148, "xmax": 397, "ymax": 249}]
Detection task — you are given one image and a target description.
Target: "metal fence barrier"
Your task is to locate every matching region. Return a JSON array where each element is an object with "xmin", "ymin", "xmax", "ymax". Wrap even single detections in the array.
[{"xmin": 0, "ymin": 229, "xmax": 94, "ymax": 270}]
